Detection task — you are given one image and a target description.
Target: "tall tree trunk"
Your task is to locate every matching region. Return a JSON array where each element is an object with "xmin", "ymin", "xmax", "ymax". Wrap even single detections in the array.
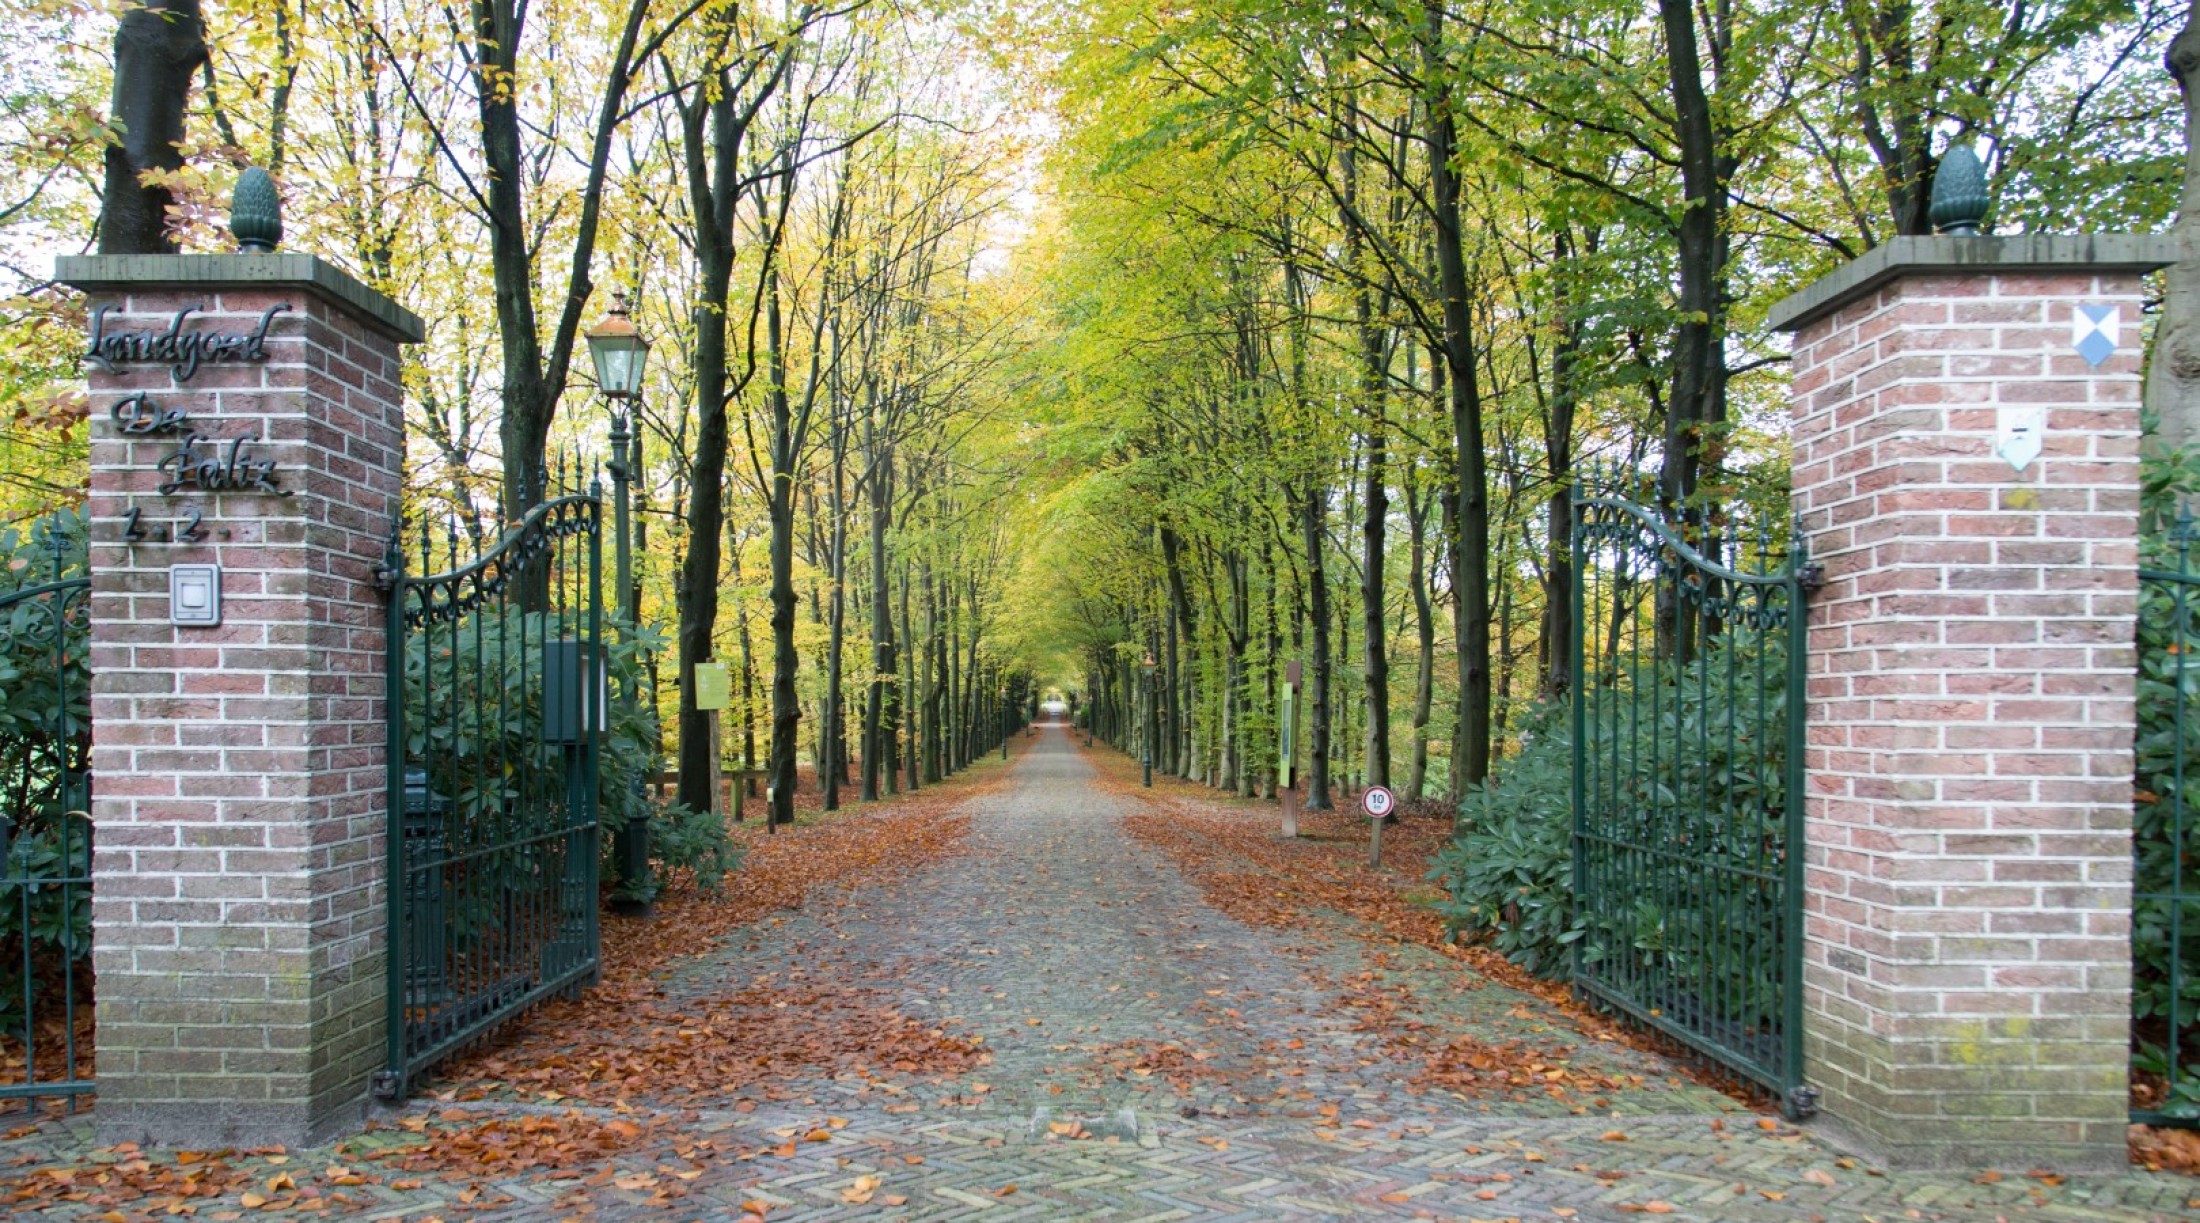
[
  {"xmin": 1847, "ymin": 0, "xmax": 1936, "ymax": 239},
  {"xmin": 925, "ymin": 565, "xmax": 945, "ymax": 782},
  {"xmin": 99, "ymin": 0, "xmax": 207, "ymax": 255},
  {"xmin": 1165, "ymin": 584, "xmax": 1182, "ymax": 777},
  {"xmin": 900, "ymin": 550, "xmax": 920, "ymax": 793},
  {"xmin": 1405, "ymin": 481, "xmax": 1434, "ymax": 799},
  {"xmin": 477, "ymin": 0, "xmax": 648, "ymax": 516},
  {"xmin": 1494, "ymin": 558, "xmax": 1514, "ymax": 758},
  {"xmin": 1336, "ymin": 573, "xmax": 1353, "ymax": 788},
  {"xmin": 1656, "ymin": 0, "xmax": 1732, "ymax": 667},
  {"xmin": 766, "ymin": 262, "xmax": 801, "ymax": 826},
  {"xmin": 1425, "ymin": 1, "xmax": 1491, "ymax": 789},
  {"xmin": 2152, "ymin": 8, "xmax": 2200, "ymax": 453},
  {"xmin": 732, "ymin": 540, "xmax": 759, "ymax": 800},
  {"xmin": 1261, "ymin": 542, "xmax": 1279, "ymax": 799},
  {"xmin": 1658, "ymin": 0, "xmax": 1730, "ymax": 517},
  {"xmin": 1539, "ymin": 233, "xmax": 1583, "ymax": 700},
  {"xmin": 675, "ymin": 80, "xmax": 740, "ymax": 817},
  {"xmin": 823, "ymin": 390, "xmax": 849, "ymax": 811},
  {"xmin": 1301, "ymin": 485, "xmax": 1334, "ymax": 808},
  {"xmin": 1227, "ymin": 552, "xmax": 1251, "ymax": 797},
  {"xmin": 862, "ymin": 392, "xmax": 894, "ymax": 801},
  {"xmin": 1359, "ymin": 397, "xmax": 1390, "ymax": 791},
  {"xmin": 1341, "ymin": 125, "xmax": 1392, "ymax": 790},
  {"xmin": 1160, "ymin": 525, "xmax": 1198, "ymax": 779}
]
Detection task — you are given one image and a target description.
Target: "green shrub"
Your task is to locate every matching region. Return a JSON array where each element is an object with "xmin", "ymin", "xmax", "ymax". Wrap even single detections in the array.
[
  {"xmin": 2133, "ymin": 437, "xmax": 2200, "ymax": 1118},
  {"xmin": 0, "ymin": 508, "xmax": 91, "ymax": 1028},
  {"xmin": 1429, "ymin": 711, "xmax": 1582, "ymax": 978},
  {"xmin": 399, "ymin": 607, "xmax": 741, "ymax": 899}
]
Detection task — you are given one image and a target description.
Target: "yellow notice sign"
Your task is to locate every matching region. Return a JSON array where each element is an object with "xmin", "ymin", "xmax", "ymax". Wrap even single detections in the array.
[{"xmin": 693, "ymin": 662, "xmax": 732, "ymax": 711}]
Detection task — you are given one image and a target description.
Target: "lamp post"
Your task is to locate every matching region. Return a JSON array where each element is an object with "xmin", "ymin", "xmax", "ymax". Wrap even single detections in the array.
[
  {"xmin": 586, "ymin": 295, "xmax": 652, "ymax": 915},
  {"xmin": 1141, "ymin": 655, "xmax": 1156, "ymax": 787}
]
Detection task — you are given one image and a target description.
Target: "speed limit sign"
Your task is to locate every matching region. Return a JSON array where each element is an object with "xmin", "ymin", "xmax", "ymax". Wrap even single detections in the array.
[{"xmin": 1360, "ymin": 785, "xmax": 1395, "ymax": 819}]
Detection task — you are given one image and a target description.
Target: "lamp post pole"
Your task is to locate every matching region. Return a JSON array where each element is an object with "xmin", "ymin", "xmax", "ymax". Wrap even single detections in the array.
[
  {"xmin": 609, "ymin": 412, "xmax": 635, "ymax": 627},
  {"xmin": 588, "ymin": 296, "xmax": 653, "ymax": 917},
  {"xmin": 605, "ymin": 409, "xmax": 651, "ymax": 914}
]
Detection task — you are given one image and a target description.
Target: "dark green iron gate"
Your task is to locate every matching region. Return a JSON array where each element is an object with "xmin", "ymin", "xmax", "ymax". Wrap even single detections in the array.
[
  {"xmin": 2135, "ymin": 517, "xmax": 2200, "ymax": 1126},
  {"xmin": 0, "ymin": 514, "xmax": 92, "ymax": 1114},
  {"xmin": 376, "ymin": 487, "xmax": 603, "ymax": 1099},
  {"xmin": 1569, "ymin": 478, "xmax": 1813, "ymax": 1117}
]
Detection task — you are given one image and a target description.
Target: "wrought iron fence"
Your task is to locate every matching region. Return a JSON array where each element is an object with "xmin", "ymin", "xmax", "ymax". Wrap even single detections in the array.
[
  {"xmin": 2135, "ymin": 519, "xmax": 2200, "ymax": 1126},
  {"xmin": 0, "ymin": 513, "xmax": 92, "ymax": 1113},
  {"xmin": 375, "ymin": 485, "xmax": 603, "ymax": 1099},
  {"xmin": 1569, "ymin": 479, "xmax": 1813, "ymax": 1117}
]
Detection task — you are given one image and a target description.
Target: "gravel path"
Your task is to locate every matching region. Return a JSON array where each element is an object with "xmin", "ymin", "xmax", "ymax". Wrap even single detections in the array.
[
  {"xmin": 5, "ymin": 724, "xmax": 2194, "ymax": 1221},
  {"xmin": 595, "ymin": 725, "xmax": 2193, "ymax": 1222}
]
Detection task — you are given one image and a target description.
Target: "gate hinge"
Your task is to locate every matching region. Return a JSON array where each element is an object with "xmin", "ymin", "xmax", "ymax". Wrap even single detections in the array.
[
  {"xmin": 1797, "ymin": 563, "xmax": 1825, "ymax": 594},
  {"xmin": 371, "ymin": 1070, "xmax": 404, "ymax": 1101},
  {"xmin": 1784, "ymin": 1084, "xmax": 1820, "ymax": 1121}
]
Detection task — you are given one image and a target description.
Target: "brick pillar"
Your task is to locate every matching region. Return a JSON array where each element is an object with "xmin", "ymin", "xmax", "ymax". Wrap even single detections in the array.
[
  {"xmin": 58, "ymin": 254, "xmax": 423, "ymax": 1147},
  {"xmin": 1768, "ymin": 235, "xmax": 2173, "ymax": 1168}
]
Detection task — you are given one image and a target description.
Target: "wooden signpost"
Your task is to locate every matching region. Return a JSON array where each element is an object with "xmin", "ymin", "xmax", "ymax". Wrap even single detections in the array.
[
  {"xmin": 1362, "ymin": 784, "xmax": 1395, "ymax": 867},
  {"xmin": 694, "ymin": 661, "xmax": 732, "ymax": 820}
]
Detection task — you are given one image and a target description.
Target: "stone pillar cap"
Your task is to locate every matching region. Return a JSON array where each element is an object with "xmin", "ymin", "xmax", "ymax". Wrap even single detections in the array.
[
  {"xmin": 1766, "ymin": 233, "xmax": 2177, "ymax": 334},
  {"xmin": 56, "ymin": 252, "xmax": 425, "ymax": 344}
]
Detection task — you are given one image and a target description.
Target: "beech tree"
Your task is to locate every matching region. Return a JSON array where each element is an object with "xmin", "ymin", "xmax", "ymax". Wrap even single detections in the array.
[{"xmin": 97, "ymin": 0, "xmax": 206, "ymax": 254}]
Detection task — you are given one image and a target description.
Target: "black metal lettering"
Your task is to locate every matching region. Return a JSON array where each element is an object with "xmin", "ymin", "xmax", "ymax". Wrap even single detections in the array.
[
  {"xmin": 161, "ymin": 307, "xmax": 197, "ymax": 380},
  {"xmin": 80, "ymin": 303, "xmax": 289, "ymax": 382},
  {"xmin": 153, "ymin": 432, "xmax": 284, "ymax": 497},
  {"xmin": 155, "ymin": 434, "xmax": 202, "ymax": 495},
  {"xmin": 109, "ymin": 391, "xmax": 190, "ymax": 435},
  {"xmin": 242, "ymin": 304, "xmax": 288, "ymax": 362}
]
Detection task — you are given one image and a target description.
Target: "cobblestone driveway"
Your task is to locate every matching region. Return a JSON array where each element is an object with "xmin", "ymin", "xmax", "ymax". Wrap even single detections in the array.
[{"xmin": 6, "ymin": 725, "xmax": 2196, "ymax": 1221}]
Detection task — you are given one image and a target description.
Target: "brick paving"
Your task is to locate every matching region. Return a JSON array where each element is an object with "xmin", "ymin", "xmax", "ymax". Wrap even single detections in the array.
[{"xmin": 4, "ymin": 724, "xmax": 2197, "ymax": 1220}]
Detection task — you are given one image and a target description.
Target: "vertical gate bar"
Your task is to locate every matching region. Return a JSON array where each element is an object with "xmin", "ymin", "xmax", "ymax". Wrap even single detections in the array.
[
  {"xmin": 495, "ymin": 545, "xmax": 511, "ymax": 1011},
  {"xmin": 383, "ymin": 528, "xmax": 407, "ymax": 1091},
  {"xmin": 1719, "ymin": 590, "xmax": 1738, "ymax": 1059},
  {"xmin": 557, "ymin": 509, "xmax": 571, "ymax": 977},
  {"xmin": 2171, "ymin": 540, "xmax": 2190, "ymax": 1101},
  {"xmin": 1783, "ymin": 537, "xmax": 1811, "ymax": 1106},
  {"xmin": 1656, "ymin": 545, "xmax": 1671, "ymax": 1017},
  {"xmin": 470, "ymin": 562, "xmax": 485, "ymax": 1006},
  {"xmin": 1603, "ymin": 517, "xmax": 1617, "ymax": 1001},
  {"xmin": 60, "ymin": 809, "xmax": 77, "ymax": 1098},
  {"xmin": 17, "ymin": 843, "xmax": 32, "ymax": 1098},
  {"xmin": 1600, "ymin": 518, "xmax": 1617, "ymax": 1000},
  {"xmin": 1694, "ymin": 569, "xmax": 1714, "ymax": 1043},
  {"xmin": 55, "ymin": 583, "xmax": 72, "ymax": 1099},
  {"xmin": 517, "ymin": 540, "xmax": 533, "ymax": 1012},
  {"xmin": 1640, "ymin": 539, "xmax": 1656, "ymax": 1015},
  {"xmin": 1610, "ymin": 538, "xmax": 1628, "ymax": 998},
  {"xmin": 1754, "ymin": 579, "xmax": 1773, "ymax": 1066},
  {"xmin": 1571, "ymin": 483, "xmax": 1589, "ymax": 988},
  {"xmin": 564, "ymin": 504, "xmax": 577, "ymax": 974},
  {"xmin": 588, "ymin": 494, "xmax": 604, "ymax": 980}
]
